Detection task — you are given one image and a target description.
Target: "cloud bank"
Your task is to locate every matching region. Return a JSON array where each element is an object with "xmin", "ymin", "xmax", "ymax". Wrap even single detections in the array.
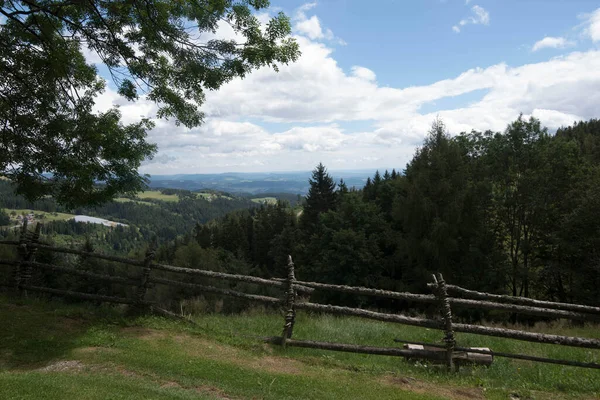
[{"xmin": 92, "ymin": 4, "xmax": 600, "ymax": 174}]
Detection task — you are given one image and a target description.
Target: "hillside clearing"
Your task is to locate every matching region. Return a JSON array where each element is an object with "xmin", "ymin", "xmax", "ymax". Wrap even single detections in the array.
[
  {"xmin": 251, "ymin": 197, "xmax": 278, "ymax": 204},
  {"xmin": 113, "ymin": 198, "xmax": 157, "ymax": 207},
  {"xmin": 137, "ymin": 191, "xmax": 179, "ymax": 202},
  {"xmin": 0, "ymin": 296, "xmax": 598, "ymax": 400}
]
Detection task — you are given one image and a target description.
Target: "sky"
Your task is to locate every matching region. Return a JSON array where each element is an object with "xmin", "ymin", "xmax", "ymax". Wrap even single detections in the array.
[{"xmin": 92, "ymin": 0, "xmax": 600, "ymax": 174}]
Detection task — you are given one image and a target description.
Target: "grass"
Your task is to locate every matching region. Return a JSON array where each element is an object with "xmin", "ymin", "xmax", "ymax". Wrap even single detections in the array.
[
  {"xmin": 113, "ymin": 198, "xmax": 156, "ymax": 207},
  {"xmin": 0, "ymin": 295, "xmax": 598, "ymax": 399},
  {"xmin": 137, "ymin": 191, "xmax": 179, "ymax": 202},
  {"xmin": 251, "ymin": 197, "xmax": 278, "ymax": 205}
]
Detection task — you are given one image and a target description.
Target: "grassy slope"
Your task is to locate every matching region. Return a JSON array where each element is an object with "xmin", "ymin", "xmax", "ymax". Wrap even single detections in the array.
[
  {"xmin": 113, "ymin": 198, "xmax": 157, "ymax": 207},
  {"xmin": 137, "ymin": 191, "xmax": 179, "ymax": 202},
  {"xmin": 251, "ymin": 197, "xmax": 278, "ymax": 205},
  {"xmin": 0, "ymin": 296, "xmax": 598, "ymax": 400}
]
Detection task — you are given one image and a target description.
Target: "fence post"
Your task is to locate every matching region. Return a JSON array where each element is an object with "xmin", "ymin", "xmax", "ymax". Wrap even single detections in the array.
[
  {"xmin": 281, "ymin": 255, "xmax": 297, "ymax": 348},
  {"xmin": 433, "ymin": 273, "xmax": 456, "ymax": 372},
  {"xmin": 20, "ymin": 223, "xmax": 42, "ymax": 297},
  {"xmin": 135, "ymin": 240, "xmax": 157, "ymax": 308}
]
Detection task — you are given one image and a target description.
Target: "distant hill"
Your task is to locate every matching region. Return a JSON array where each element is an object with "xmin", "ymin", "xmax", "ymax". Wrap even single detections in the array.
[{"xmin": 147, "ymin": 170, "xmax": 380, "ymax": 194}]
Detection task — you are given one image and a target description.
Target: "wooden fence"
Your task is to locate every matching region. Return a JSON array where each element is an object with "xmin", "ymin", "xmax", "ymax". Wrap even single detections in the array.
[{"xmin": 1, "ymin": 222, "xmax": 599, "ymax": 371}]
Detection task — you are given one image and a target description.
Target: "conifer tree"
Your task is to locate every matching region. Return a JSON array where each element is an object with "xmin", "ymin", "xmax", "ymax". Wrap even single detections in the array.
[{"xmin": 301, "ymin": 163, "xmax": 337, "ymax": 231}]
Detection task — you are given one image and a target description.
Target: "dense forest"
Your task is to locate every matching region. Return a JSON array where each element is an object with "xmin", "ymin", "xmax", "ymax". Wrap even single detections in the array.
[
  {"xmin": 159, "ymin": 116, "xmax": 600, "ymax": 310},
  {"xmin": 1, "ymin": 116, "xmax": 599, "ymax": 316}
]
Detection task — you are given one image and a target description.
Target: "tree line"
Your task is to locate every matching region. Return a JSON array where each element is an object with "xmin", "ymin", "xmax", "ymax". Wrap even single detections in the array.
[{"xmin": 165, "ymin": 117, "xmax": 600, "ymax": 311}]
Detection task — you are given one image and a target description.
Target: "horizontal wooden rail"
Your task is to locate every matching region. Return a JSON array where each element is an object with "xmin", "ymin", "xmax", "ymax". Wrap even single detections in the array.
[
  {"xmin": 150, "ymin": 262, "xmax": 286, "ymax": 289},
  {"xmin": 0, "ymin": 240, "xmax": 20, "ymax": 246},
  {"xmin": 290, "ymin": 279, "xmax": 437, "ymax": 303},
  {"xmin": 452, "ymin": 322, "xmax": 600, "ymax": 349},
  {"xmin": 149, "ymin": 277, "xmax": 282, "ymax": 305},
  {"xmin": 295, "ymin": 301, "xmax": 442, "ymax": 329},
  {"xmin": 294, "ymin": 302, "xmax": 600, "ymax": 350},
  {"xmin": 262, "ymin": 336, "xmax": 447, "ymax": 360},
  {"xmin": 393, "ymin": 339, "xmax": 600, "ymax": 370},
  {"xmin": 448, "ymin": 297, "xmax": 600, "ymax": 322},
  {"xmin": 22, "ymin": 261, "xmax": 139, "ymax": 286},
  {"xmin": 293, "ymin": 279, "xmax": 599, "ymax": 321},
  {"xmin": 430, "ymin": 284, "xmax": 600, "ymax": 315}
]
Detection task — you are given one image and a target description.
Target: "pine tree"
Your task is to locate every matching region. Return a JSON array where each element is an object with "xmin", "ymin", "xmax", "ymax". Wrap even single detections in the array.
[
  {"xmin": 373, "ymin": 170, "xmax": 382, "ymax": 185},
  {"xmin": 301, "ymin": 163, "xmax": 337, "ymax": 231}
]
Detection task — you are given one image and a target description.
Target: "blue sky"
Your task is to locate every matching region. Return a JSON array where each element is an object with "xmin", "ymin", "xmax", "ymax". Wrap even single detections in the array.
[
  {"xmin": 302, "ymin": 0, "xmax": 595, "ymax": 87},
  {"xmin": 92, "ymin": 1, "xmax": 600, "ymax": 174}
]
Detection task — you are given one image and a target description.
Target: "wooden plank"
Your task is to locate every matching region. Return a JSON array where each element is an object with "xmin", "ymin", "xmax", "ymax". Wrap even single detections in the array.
[
  {"xmin": 262, "ymin": 336, "xmax": 446, "ymax": 360},
  {"xmin": 394, "ymin": 339, "xmax": 600, "ymax": 369},
  {"xmin": 401, "ymin": 343, "xmax": 493, "ymax": 366}
]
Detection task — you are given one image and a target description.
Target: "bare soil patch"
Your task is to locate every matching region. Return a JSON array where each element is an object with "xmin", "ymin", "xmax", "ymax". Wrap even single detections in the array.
[{"xmin": 38, "ymin": 360, "xmax": 86, "ymax": 373}]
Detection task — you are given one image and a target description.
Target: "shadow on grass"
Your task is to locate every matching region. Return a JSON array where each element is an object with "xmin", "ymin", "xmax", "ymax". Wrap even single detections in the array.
[{"xmin": 0, "ymin": 293, "xmax": 126, "ymax": 369}]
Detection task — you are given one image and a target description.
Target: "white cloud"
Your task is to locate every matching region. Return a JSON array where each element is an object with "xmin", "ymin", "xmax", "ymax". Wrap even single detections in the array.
[
  {"xmin": 295, "ymin": 16, "xmax": 322, "ymax": 40},
  {"xmin": 92, "ymin": 7, "xmax": 600, "ymax": 174},
  {"xmin": 532, "ymin": 36, "xmax": 576, "ymax": 52},
  {"xmin": 454, "ymin": 5, "xmax": 489, "ymax": 32},
  {"xmin": 351, "ymin": 66, "xmax": 377, "ymax": 82},
  {"xmin": 293, "ymin": 2, "xmax": 344, "ymax": 44},
  {"xmin": 471, "ymin": 5, "xmax": 490, "ymax": 24},
  {"xmin": 584, "ymin": 8, "xmax": 600, "ymax": 42}
]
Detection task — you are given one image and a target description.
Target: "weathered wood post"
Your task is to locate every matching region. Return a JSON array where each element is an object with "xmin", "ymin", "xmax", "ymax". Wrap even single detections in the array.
[
  {"xmin": 135, "ymin": 240, "xmax": 157, "ymax": 308},
  {"xmin": 20, "ymin": 223, "xmax": 42, "ymax": 297},
  {"xmin": 281, "ymin": 255, "xmax": 297, "ymax": 348},
  {"xmin": 433, "ymin": 273, "xmax": 456, "ymax": 372}
]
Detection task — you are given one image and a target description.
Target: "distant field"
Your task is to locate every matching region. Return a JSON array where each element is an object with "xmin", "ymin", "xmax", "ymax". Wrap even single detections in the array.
[
  {"xmin": 113, "ymin": 198, "xmax": 156, "ymax": 206},
  {"xmin": 3, "ymin": 209, "xmax": 74, "ymax": 225},
  {"xmin": 251, "ymin": 197, "xmax": 277, "ymax": 204},
  {"xmin": 136, "ymin": 190, "xmax": 179, "ymax": 202}
]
